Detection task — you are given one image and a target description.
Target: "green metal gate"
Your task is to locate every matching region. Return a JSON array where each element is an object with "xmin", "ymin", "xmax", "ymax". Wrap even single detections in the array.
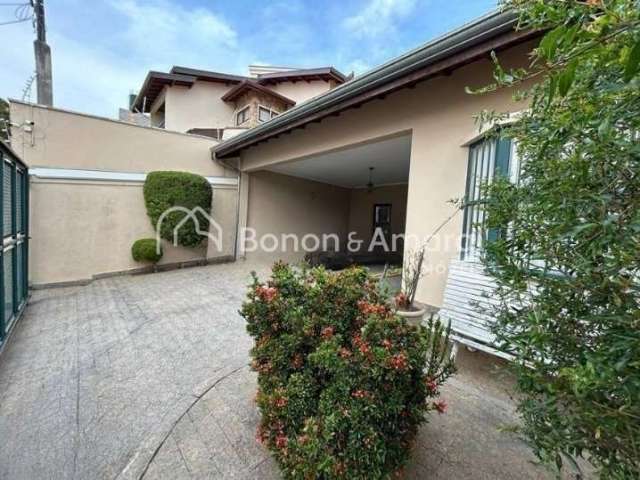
[{"xmin": 0, "ymin": 141, "xmax": 29, "ymax": 347}]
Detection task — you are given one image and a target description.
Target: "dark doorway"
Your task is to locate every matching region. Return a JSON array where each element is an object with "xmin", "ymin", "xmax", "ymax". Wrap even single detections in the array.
[{"xmin": 372, "ymin": 203, "xmax": 392, "ymax": 246}]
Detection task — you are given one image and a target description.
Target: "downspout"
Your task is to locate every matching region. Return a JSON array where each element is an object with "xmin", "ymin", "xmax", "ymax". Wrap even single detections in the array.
[{"xmin": 212, "ymin": 148, "xmax": 242, "ymax": 261}]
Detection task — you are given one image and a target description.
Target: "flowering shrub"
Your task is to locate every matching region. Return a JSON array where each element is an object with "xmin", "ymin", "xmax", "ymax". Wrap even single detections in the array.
[{"xmin": 241, "ymin": 263, "xmax": 455, "ymax": 479}]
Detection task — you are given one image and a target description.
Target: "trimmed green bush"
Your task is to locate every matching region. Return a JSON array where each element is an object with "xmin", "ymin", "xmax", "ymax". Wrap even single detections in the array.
[
  {"xmin": 143, "ymin": 171, "xmax": 212, "ymax": 247},
  {"xmin": 241, "ymin": 263, "xmax": 455, "ymax": 479},
  {"xmin": 131, "ymin": 238, "xmax": 162, "ymax": 263}
]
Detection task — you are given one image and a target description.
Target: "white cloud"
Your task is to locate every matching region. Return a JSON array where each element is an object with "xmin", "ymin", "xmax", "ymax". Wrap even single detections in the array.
[
  {"xmin": 343, "ymin": 0, "xmax": 417, "ymax": 37},
  {"xmin": 0, "ymin": 0, "xmax": 250, "ymax": 117},
  {"xmin": 109, "ymin": 0, "xmax": 238, "ymax": 67},
  {"xmin": 345, "ymin": 59, "xmax": 372, "ymax": 75}
]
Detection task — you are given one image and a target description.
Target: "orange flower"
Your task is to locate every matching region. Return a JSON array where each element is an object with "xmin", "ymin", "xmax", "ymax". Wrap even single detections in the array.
[
  {"xmin": 255, "ymin": 285, "xmax": 278, "ymax": 302},
  {"xmin": 357, "ymin": 300, "xmax": 388, "ymax": 316},
  {"xmin": 389, "ymin": 352, "xmax": 409, "ymax": 371}
]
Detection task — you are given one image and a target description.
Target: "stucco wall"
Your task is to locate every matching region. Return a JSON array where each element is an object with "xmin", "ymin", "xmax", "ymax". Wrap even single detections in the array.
[
  {"xmin": 268, "ymin": 80, "xmax": 333, "ymax": 105},
  {"xmin": 347, "ymin": 185, "xmax": 408, "ymax": 246},
  {"xmin": 9, "ymin": 101, "xmax": 232, "ymax": 176},
  {"xmin": 10, "ymin": 101, "xmax": 238, "ymax": 286},
  {"xmin": 245, "ymin": 170, "xmax": 350, "ymax": 263},
  {"xmin": 164, "ymin": 81, "xmax": 237, "ymax": 132},
  {"xmin": 238, "ymin": 40, "xmax": 536, "ymax": 307}
]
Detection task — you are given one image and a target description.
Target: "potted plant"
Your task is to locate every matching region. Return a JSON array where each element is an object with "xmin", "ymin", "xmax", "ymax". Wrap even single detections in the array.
[{"xmin": 394, "ymin": 247, "xmax": 428, "ymax": 326}]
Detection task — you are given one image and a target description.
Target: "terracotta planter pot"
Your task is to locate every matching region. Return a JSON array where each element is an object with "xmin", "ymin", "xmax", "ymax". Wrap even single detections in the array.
[{"xmin": 396, "ymin": 303, "xmax": 427, "ymax": 327}]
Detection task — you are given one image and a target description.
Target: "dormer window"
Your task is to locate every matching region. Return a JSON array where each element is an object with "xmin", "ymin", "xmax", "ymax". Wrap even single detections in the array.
[
  {"xmin": 258, "ymin": 106, "xmax": 279, "ymax": 123},
  {"xmin": 236, "ymin": 106, "xmax": 250, "ymax": 126}
]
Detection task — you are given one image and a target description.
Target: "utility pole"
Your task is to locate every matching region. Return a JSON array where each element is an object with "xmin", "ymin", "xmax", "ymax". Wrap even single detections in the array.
[{"xmin": 33, "ymin": 0, "xmax": 53, "ymax": 106}]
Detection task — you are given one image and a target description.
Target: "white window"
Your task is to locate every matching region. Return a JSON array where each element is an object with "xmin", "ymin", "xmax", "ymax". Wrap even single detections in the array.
[
  {"xmin": 461, "ymin": 137, "xmax": 518, "ymax": 260},
  {"xmin": 236, "ymin": 106, "xmax": 250, "ymax": 126},
  {"xmin": 258, "ymin": 105, "xmax": 280, "ymax": 123}
]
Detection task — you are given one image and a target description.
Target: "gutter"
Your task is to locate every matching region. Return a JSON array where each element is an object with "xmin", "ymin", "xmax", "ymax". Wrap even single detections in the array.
[{"xmin": 214, "ymin": 9, "xmax": 519, "ymax": 159}]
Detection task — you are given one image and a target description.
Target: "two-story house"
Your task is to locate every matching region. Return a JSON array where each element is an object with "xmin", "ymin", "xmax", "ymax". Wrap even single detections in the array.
[{"xmin": 130, "ymin": 65, "xmax": 348, "ymax": 139}]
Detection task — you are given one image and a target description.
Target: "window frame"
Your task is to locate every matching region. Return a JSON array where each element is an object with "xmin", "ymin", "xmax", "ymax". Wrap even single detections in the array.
[
  {"xmin": 257, "ymin": 105, "xmax": 280, "ymax": 123},
  {"xmin": 460, "ymin": 136, "xmax": 516, "ymax": 260},
  {"xmin": 235, "ymin": 106, "xmax": 250, "ymax": 126}
]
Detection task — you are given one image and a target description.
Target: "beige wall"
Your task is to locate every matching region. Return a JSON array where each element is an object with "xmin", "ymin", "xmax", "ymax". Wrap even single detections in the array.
[
  {"xmin": 10, "ymin": 101, "xmax": 239, "ymax": 286},
  {"xmin": 164, "ymin": 81, "xmax": 237, "ymax": 132},
  {"xmin": 10, "ymin": 101, "xmax": 233, "ymax": 176},
  {"xmin": 28, "ymin": 180, "xmax": 237, "ymax": 285},
  {"xmin": 238, "ymin": 40, "xmax": 536, "ymax": 307},
  {"xmin": 245, "ymin": 170, "xmax": 350, "ymax": 263},
  {"xmin": 268, "ymin": 80, "xmax": 333, "ymax": 105},
  {"xmin": 348, "ymin": 185, "xmax": 408, "ymax": 245}
]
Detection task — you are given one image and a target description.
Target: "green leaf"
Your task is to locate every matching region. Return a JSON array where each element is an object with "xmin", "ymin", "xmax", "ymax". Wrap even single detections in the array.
[
  {"xmin": 623, "ymin": 38, "xmax": 640, "ymax": 82},
  {"xmin": 539, "ymin": 25, "xmax": 566, "ymax": 60},
  {"xmin": 558, "ymin": 60, "xmax": 578, "ymax": 97},
  {"xmin": 547, "ymin": 75, "xmax": 558, "ymax": 108}
]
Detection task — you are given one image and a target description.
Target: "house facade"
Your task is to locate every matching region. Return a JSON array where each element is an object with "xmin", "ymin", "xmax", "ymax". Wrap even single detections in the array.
[
  {"xmin": 10, "ymin": 9, "xmax": 541, "ymax": 354},
  {"xmin": 213, "ymin": 11, "xmax": 541, "ymax": 352},
  {"xmin": 131, "ymin": 65, "xmax": 347, "ymax": 137}
]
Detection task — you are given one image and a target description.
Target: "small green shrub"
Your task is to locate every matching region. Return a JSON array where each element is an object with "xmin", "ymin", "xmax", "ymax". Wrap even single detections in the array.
[
  {"xmin": 241, "ymin": 263, "xmax": 455, "ymax": 479},
  {"xmin": 143, "ymin": 171, "xmax": 212, "ymax": 248},
  {"xmin": 131, "ymin": 238, "xmax": 162, "ymax": 263}
]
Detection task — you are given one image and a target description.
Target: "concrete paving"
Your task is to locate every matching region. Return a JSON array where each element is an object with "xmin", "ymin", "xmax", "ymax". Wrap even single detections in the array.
[{"xmin": 0, "ymin": 261, "xmax": 573, "ymax": 479}]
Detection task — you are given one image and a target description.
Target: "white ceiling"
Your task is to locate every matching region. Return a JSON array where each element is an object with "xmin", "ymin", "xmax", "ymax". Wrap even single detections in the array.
[{"xmin": 265, "ymin": 134, "xmax": 411, "ymax": 188}]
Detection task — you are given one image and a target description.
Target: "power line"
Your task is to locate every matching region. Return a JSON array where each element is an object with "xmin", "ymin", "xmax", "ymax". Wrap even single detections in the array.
[
  {"xmin": 0, "ymin": 16, "xmax": 29, "ymax": 25},
  {"xmin": 0, "ymin": 2, "xmax": 32, "ymax": 26}
]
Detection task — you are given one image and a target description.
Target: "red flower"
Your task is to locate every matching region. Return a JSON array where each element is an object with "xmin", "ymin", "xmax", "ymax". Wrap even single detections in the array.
[
  {"xmin": 389, "ymin": 352, "xmax": 409, "ymax": 371},
  {"xmin": 255, "ymin": 285, "xmax": 278, "ymax": 302},
  {"xmin": 274, "ymin": 396, "xmax": 288, "ymax": 408},
  {"xmin": 425, "ymin": 378, "xmax": 438, "ymax": 394},
  {"xmin": 357, "ymin": 300, "xmax": 388, "ymax": 316},
  {"xmin": 321, "ymin": 326, "xmax": 335, "ymax": 340},
  {"xmin": 394, "ymin": 292, "xmax": 409, "ymax": 309},
  {"xmin": 275, "ymin": 434, "xmax": 288, "ymax": 449},
  {"xmin": 352, "ymin": 334, "xmax": 371, "ymax": 356},
  {"xmin": 433, "ymin": 400, "xmax": 447, "ymax": 414}
]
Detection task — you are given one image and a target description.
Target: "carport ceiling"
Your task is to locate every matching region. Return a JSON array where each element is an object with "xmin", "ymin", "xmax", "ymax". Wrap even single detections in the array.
[{"xmin": 265, "ymin": 134, "xmax": 411, "ymax": 188}]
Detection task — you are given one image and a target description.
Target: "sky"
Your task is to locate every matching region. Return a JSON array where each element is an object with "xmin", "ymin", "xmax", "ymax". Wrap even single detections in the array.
[{"xmin": 0, "ymin": 0, "xmax": 497, "ymax": 118}]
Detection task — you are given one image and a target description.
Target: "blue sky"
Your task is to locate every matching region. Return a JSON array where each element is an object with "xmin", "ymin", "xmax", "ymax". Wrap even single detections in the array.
[{"xmin": 0, "ymin": 0, "xmax": 497, "ymax": 118}]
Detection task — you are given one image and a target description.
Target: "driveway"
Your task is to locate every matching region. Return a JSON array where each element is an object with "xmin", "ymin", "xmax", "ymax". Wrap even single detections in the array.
[{"xmin": 0, "ymin": 262, "xmax": 566, "ymax": 479}]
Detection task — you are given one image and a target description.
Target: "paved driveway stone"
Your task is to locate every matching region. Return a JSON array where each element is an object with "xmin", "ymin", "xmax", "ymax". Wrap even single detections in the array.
[{"xmin": 0, "ymin": 262, "xmax": 576, "ymax": 479}]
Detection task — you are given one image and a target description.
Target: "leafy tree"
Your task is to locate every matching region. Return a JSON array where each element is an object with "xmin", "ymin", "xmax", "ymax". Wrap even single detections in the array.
[{"xmin": 474, "ymin": 1, "xmax": 640, "ymax": 477}]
